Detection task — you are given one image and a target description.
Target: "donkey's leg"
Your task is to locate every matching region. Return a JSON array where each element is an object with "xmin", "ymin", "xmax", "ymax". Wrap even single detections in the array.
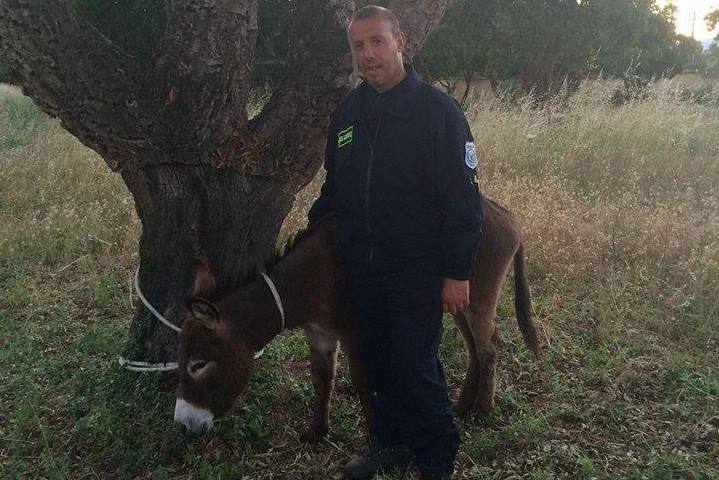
[
  {"xmin": 467, "ymin": 299, "xmax": 499, "ymax": 416},
  {"xmin": 300, "ymin": 323, "xmax": 339, "ymax": 443},
  {"xmin": 452, "ymin": 311, "xmax": 480, "ymax": 417},
  {"xmin": 339, "ymin": 333, "xmax": 376, "ymax": 443}
]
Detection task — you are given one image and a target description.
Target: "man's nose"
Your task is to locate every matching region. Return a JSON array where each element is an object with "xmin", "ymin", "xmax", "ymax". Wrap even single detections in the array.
[{"xmin": 361, "ymin": 45, "xmax": 375, "ymax": 61}]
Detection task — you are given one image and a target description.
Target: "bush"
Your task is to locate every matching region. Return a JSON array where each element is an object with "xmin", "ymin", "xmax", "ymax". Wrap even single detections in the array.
[{"xmin": 675, "ymin": 84, "xmax": 719, "ymax": 106}]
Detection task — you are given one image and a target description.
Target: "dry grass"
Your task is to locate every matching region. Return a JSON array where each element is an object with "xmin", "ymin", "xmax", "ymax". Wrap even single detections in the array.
[{"xmin": 1, "ymin": 81, "xmax": 718, "ymax": 479}]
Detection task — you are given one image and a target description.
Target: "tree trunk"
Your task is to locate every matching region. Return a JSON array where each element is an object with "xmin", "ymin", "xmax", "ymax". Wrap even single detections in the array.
[
  {"xmin": 0, "ymin": 0, "xmax": 454, "ymax": 363},
  {"xmin": 121, "ymin": 166, "xmax": 295, "ymax": 360}
]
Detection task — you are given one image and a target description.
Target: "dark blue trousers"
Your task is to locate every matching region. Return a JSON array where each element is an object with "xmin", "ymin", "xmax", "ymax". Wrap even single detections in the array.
[{"xmin": 347, "ymin": 266, "xmax": 460, "ymax": 475}]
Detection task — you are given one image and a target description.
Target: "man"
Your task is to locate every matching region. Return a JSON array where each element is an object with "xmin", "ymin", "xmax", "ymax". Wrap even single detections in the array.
[{"xmin": 308, "ymin": 5, "xmax": 483, "ymax": 480}]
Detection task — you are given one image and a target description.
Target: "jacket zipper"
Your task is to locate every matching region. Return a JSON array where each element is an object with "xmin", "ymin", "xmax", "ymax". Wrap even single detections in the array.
[{"xmin": 364, "ymin": 116, "xmax": 382, "ymax": 271}]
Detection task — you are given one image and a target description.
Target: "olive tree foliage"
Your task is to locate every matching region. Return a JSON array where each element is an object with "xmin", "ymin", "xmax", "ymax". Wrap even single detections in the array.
[
  {"xmin": 706, "ymin": 9, "xmax": 719, "ymax": 40},
  {"xmin": 674, "ymin": 34, "xmax": 704, "ymax": 72},
  {"xmin": 397, "ymin": 0, "xmax": 591, "ymax": 94},
  {"xmin": 0, "ymin": 0, "xmax": 454, "ymax": 362},
  {"xmin": 585, "ymin": 0, "xmax": 681, "ymax": 77},
  {"xmin": 702, "ymin": 8, "xmax": 719, "ymax": 76},
  {"xmin": 703, "ymin": 44, "xmax": 719, "ymax": 77},
  {"xmin": 417, "ymin": 0, "xmax": 686, "ymax": 96},
  {"xmin": 413, "ymin": 0, "xmax": 499, "ymax": 83}
]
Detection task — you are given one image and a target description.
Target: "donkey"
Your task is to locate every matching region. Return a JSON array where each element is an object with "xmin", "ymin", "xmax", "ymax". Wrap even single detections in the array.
[{"xmin": 173, "ymin": 198, "xmax": 541, "ymax": 438}]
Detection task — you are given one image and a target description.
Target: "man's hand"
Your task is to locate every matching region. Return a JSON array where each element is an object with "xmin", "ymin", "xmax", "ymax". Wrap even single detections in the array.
[{"xmin": 441, "ymin": 278, "xmax": 470, "ymax": 314}]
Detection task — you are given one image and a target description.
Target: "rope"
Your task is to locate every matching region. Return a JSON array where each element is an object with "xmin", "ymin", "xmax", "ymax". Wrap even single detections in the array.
[
  {"xmin": 118, "ymin": 357, "xmax": 179, "ymax": 372},
  {"xmin": 134, "ymin": 268, "xmax": 181, "ymax": 333},
  {"xmin": 119, "ymin": 267, "xmax": 278, "ymax": 372},
  {"xmin": 260, "ymin": 272, "xmax": 285, "ymax": 332}
]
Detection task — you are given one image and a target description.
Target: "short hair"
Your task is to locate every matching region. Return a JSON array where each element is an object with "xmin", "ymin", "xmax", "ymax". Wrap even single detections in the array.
[{"xmin": 351, "ymin": 5, "xmax": 401, "ymax": 35}]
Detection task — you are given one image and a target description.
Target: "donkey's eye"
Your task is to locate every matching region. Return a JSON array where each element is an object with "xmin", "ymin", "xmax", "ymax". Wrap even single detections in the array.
[
  {"xmin": 190, "ymin": 361, "xmax": 208, "ymax": 374},
  {"xmin": 188, "ymin": 360, "xmax": 217, "ymax": 380}
]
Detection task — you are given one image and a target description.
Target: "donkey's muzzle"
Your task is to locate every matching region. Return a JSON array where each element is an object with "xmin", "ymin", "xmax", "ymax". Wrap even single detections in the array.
[{"xmin": 174, "ymin": 397, "xmax": 214, "ymax": 436}]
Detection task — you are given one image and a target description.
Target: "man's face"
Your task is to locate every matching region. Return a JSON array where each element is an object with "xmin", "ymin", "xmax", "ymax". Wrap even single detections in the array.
[{"xmin": 347, "ymin": 15, "xmax": 406, "ymax": 92}]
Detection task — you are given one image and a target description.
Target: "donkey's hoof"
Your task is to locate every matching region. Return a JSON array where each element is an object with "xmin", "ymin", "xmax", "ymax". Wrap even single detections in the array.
[
  {"xmin": 470, "ymin": 403, "xmax": 494, "ymax": 418},
  {"xmin": 299, "ymin": 423, "xmax": 328, "ymax": 443}
]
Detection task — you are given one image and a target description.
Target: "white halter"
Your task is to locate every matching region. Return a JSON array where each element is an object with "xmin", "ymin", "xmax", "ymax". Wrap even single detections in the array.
[
  {"xmin": 118, "ymin": 267, "xmax": 278, "ymax": 372},
  {"xmin": 260, "ymin": 272, "xmax": 286, "ymax": 332}
]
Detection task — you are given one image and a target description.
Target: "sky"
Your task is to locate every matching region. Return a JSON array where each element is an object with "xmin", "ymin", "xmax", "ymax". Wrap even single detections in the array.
[{"xmin": 658, "ymin": 0, "xmax": 718, "ymax": 40}]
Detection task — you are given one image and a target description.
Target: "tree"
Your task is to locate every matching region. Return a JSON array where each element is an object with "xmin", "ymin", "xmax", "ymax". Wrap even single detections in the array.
[
  {"xmin": 581, "ymin": 0, "xmax": 680, "ymax": 77},
  {"xmin": 418, "ymin": 0, "xmax": 592, "ymax": 96},
  {"xmin": 706, "ymin": 9, "xmax": 719, "ymax": 41},
  {"xmin": 416, "ymin": 0, "xmax": 499, "ymax": 83},
  {"xmin": 417, "ymin": 0, "xmax": 683, "ymax": 98},
  {"xmin": 492, "ymin": 0, "xmax": 590, "ymax": 95},
  {"xmin": 674, "ymin": 34, "xmax": 704, "ymax": 72},
  {"xmin": 703, "ymin": 43, "xmax": 719, "ymax": 77},
  {"xmin": 0, "ymin": 0, "xmax": 454, "ymax": 362}
]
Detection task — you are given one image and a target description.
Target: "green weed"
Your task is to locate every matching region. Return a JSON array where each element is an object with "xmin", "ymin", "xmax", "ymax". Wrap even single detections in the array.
[{"xmin": 1, "ymin": 82, "xmax": 718, "ymax": 479}]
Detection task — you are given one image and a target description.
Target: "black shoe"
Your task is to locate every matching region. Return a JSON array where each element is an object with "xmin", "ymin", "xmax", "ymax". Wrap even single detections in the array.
[
  {"xmin": 343, "ymin": 444, "xmax": 412, "ymax": 480},
  {"xmin": 419, "ymin": 467, "xmax": 451, "ymax": 480}
]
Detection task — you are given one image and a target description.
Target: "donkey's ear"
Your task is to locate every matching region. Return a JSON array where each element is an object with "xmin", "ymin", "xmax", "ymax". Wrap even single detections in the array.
[
  {"xmin": 193, "ymin": 259, "xmax": 217, "ymax": 299},
  {"xmin": 188, "ymin": 298, "xmax": 220, "ymax": 323}
]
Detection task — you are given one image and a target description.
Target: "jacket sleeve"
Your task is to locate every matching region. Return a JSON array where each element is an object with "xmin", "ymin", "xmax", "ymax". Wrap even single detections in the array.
[
  {"xmin": 307, "ymin": 114, "xmax": 340, "ymax": 226},
  {"xmin": 434, "ymin": 102, "xmax": 484, "ymax": 280}
]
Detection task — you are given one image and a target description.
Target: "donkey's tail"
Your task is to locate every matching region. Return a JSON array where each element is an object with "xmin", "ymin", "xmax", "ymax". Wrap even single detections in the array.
[{"xmin": 514, "ymin": 243, "xmax": 541, "ymax": 357}]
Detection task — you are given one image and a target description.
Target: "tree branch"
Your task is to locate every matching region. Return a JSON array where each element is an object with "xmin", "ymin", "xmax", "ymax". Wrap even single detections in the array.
[
  {"xmin": 145, "ymin": 0, "xmax": 258, "ymax": 160},
  {"xmin": 389, "ymin": 0, "xmax": 453, "ymax": 59},
  {"xmin": 236, "ymin": 0, "xmax": 354, "ymax": 186},
  {"xmin": 0, "ymin": 0, "xmax": 150, "ymax": 170},
  {"xmin": 706, "ymin": 9, "xmax": 719, "ymax": 33}
]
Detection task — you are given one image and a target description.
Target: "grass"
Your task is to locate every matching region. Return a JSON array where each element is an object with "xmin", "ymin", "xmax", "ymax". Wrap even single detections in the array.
[{"xmin": 1, "ymin": 81, "xmax": 718, "ymax": 479}]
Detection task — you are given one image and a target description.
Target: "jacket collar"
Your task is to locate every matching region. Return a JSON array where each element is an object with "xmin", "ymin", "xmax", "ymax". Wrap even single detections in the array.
[{"xmin": 345, "ymin": 63, "xmax": 422, "ymax": 122}]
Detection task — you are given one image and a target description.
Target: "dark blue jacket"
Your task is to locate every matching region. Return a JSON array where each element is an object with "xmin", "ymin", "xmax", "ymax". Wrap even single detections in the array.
[{"xmin": 309, "ymin": 66, "xmax": 483, "ymax": 280}]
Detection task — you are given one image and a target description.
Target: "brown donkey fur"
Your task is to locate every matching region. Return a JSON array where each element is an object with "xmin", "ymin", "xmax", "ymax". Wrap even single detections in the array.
[{"xmin": 174, "ymin": 197, "xmax": 541, "ymax": 439}]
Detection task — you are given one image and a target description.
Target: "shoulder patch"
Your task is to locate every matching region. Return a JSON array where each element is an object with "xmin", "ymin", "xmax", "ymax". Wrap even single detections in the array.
[
  {"xmin": 337, "ymin": 126, "xmax": 354, "ymax": 148},
  {"xmin": 465, "ymin": 142, "xmax": 478, "ymax": 169}
]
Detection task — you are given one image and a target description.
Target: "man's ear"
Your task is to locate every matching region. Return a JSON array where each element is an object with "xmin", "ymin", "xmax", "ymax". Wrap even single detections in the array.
[
  {"xmin": 193, "ymin": 259, "xmax": 217, "ymax": 299},
  {"xmin": 396, "ymin": 32, "xmax": 406, "ymax": 53}
]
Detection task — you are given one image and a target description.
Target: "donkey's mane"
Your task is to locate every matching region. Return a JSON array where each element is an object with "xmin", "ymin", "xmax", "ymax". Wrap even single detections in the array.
[
  {"xmin": 227, "ymin": 214, "xmax": 335, "ymax": 293},
  {"xmin": 270, "ymin": 213, "xmax": 334, "ymax": 268}
]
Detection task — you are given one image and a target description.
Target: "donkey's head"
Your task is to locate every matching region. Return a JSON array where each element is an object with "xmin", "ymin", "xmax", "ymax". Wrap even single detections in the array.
[{"xmin": 174, "ymin": 263, "xmax": 256, "ymax": 435}]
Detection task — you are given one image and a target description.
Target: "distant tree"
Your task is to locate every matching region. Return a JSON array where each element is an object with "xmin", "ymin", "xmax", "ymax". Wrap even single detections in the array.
[
  {"xmin": 584, "ymin": 0, "xmax": 680, "ymax": 77},
  {"xmin": 703, "ymin": 44, "xmax": 719, "ymax": 77},
  {"xmin": 418, "ymin": 0, "xmax": 683, "ymax": 98},
  {"xmin": 419, "ymin": 0, "xmax": 594, "ymax": 97},
  {"xmin": 493, "ymin": 0, "xmax": 590, "ymax": 95},
  {"xmin": 417, "ymin": 0, "xmax": 499, "ymax": 83},
  {"xmin": 706, "ymin": 9, "xmax": 719, "ymax": 41},
  {"xmin": 674, "ymin": 34, "xmax": 704, "ymax": 72}
]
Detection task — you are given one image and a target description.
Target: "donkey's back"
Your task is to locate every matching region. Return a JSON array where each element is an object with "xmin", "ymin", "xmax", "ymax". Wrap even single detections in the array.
[{"xmin": 300, "ymin": 198, "xmax": 540, "ymax": 441}]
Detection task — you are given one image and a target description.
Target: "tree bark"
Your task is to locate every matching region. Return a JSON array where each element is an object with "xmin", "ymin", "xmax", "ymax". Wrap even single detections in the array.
[
  {"xmin": 0, "ymin": 0, "xmax": 453, "ymax": 363},
  {"xmin": 121, "ymin": 166, "xmax": 295, "ymax": 361},
  {"xmin": 0, "ymin": 0, "xmax": 147, "ymax": 167}
]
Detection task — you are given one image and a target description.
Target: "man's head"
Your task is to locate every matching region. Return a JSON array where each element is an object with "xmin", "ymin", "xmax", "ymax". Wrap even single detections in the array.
[{"xmin": 347, "ymin": 6, "xmax": 406, "ymax": 93}]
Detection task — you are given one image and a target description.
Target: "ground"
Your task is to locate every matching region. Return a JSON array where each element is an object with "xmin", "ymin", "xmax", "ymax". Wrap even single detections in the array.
[{"xmin": 1, "ymin": 80, "xmax": 717, "ymax": 479}]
